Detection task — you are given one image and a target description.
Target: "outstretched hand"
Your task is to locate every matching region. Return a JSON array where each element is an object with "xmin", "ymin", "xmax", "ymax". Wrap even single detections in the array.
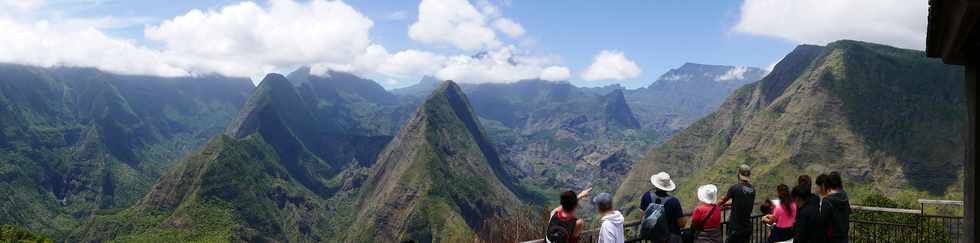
[{"xmin": 577, "ymin": 187, "xmax": 592, "ymax": 200}]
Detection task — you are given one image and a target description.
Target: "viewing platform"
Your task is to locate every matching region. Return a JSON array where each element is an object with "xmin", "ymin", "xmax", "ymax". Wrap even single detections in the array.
[{"xmin": 520, "ymin": 199, "xmax": 964, "ymax": 243}]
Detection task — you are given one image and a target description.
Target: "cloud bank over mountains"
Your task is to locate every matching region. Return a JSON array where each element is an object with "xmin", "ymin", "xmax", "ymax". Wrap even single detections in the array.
[
  {"xmin": 734, "ymin": 0, "xmax": 927, "ymax": 50},
  {"xmin": 0, "ymin": 0, "xmax": 570, "ymax": 85}
]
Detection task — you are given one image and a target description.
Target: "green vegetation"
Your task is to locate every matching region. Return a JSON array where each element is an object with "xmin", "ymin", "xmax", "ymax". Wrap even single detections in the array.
[
  {"xmin": 0, "ymin": 64, "xmax": 252, "ymax": 239},
  {"xmin": 0, "ymin": 225, "xmax": 52, "ymax": 243},
  {"xmin": 350, "ymin": 81, "xmax": 522, "ymax": 242},
  {"xmin": 74, "ymin": 134, "xmax": 352, "ymax": 242},
  {"xmin": 467, "ymin": 80, "xmax": 661, "ymax": 209},
  {"xmin": 851, "ymin": 194, "xmax": 953, "ymax": 243},
  {"xmin": 617, "ymin": 40, "xmax": 966, "ymax": 218}
]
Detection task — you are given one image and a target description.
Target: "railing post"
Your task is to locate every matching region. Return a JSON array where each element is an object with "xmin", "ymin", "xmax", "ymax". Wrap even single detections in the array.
[{"xmin": 920, "ymin": 202, "xmax": 925, "ymax": 242}]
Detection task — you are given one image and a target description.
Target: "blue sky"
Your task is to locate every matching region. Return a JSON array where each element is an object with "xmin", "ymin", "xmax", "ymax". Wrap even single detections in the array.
[
  {"xmin": 0, "ymin": 0, "xmax": 928, "ymax": 89},
  {"xmin": 353, "ymin": 0, "xmax": 798, "ymax": 88}
]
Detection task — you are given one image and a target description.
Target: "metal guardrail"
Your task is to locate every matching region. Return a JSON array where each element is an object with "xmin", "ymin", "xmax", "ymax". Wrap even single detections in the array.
[
  {"xmin": 851, "ymin": 205, "xmax": 922, "ymax": 214},
  {"xmin": 520, "ymin": 202, "xmax": 965, "ymax": 243},
  {"xmin": 917, "ymin": 199, "xmax": 964, "ymax": 206},
  {"xmin": 520, "ymin": 211, "xmax": 765, "ymax": 243}
]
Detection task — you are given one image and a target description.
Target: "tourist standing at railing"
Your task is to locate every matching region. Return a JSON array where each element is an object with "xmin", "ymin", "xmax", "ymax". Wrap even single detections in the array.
[
  {"xmin": 717, "ymin": 164, "xmax": 756, "ymax": 243},
  {"xmin": 762, "ymin": 184, "xmax": 796, "ymax": 243},
  {"xmin": 592, "ymin": 192, "xmax": 625, "ymax": 243},
  {"xmin": 817, "ymin": 172, "xmax": 851, "ymax": 243},
  {"xmin": 640, "ymin": 172, "xmax": 685, "ymax": 243},
  {"xmin": 791, "ymin": 183, "xmax": 826, "ymax": 243},
  {"xmin": 688, "ymin": 184, "xmax": 722, "ymax": 243},
  {"xmin": 546, "ymin": 188, "xmax": 591, "ymax": 243},
  {"xmin": 797, "ymin": 175, "xmax": 818, "ymax": 199}
]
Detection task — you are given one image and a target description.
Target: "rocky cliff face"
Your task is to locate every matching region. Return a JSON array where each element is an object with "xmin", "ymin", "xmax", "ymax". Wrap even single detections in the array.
[
  {"xmin": 603, "ymin": 89, "xmax": 642, "ymax": 129},
  {"xmin": 616, "ymin": 41, "xmax": 966, "ymax": 217},
  {"xmin": 350, "ymin": 81, "xmax": 521, "ymax": 243},
  {"xmin": 461, "ymin": 80, "xmax": 654, "ymax": 199},
  {"xmin": 0, "ymin": 64, "xmax": 252, "ymax": 239}
]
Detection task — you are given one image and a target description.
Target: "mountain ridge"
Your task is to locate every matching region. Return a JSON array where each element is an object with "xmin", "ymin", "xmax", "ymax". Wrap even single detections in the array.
[
  {"xmin": 0, "ymin": 63, "xmax": 253, "ymax": 239},
  {"xmin": 615, "ymin": 40, "xmax": 966, "ymax": 217},
  {"xmin": 350, "ymin": 81, "xmax": 521, "ymax": 242}
]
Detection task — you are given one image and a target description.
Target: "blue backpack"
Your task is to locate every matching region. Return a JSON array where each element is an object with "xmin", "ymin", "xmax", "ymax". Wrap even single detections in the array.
[{"xmin": 641, "ymin": 193, "xmax": 672, "ymax": 241}]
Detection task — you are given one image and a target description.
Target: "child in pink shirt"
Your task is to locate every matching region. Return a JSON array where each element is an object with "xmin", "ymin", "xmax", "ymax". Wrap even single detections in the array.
[{"xmin": 764, "ymin": 184, "xmax": 795, "ymax": 243}]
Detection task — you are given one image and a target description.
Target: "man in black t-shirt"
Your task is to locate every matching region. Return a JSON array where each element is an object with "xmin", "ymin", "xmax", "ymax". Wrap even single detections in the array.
[{"xmin": 717, "ymin": 164, "xmax": 756, "ymax": 243}]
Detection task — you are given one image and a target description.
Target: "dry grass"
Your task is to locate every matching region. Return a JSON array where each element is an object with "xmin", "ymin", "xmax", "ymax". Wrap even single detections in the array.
[{"xmin": 472, "ymin": 204, "xmax": 553, "ymax": 243}]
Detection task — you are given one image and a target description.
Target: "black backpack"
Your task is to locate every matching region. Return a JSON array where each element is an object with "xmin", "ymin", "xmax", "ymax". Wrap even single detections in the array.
[
  {"xmin": 546, "ymin": 212, "xmax": 577, "ymax": 243},
  {"xmin": 640, "ymin": 192, "xmax": 672, "ymax": 241}
]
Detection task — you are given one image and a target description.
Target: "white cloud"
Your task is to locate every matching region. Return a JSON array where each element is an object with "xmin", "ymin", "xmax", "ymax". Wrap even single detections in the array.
[
  {"xmin": 475, "ymin": 0, "xmax": 502, "ymax": 18},
  {"xmin": 539, "ymin": 66, "xmax": 570, "ymax": 81},
  {"xmin": 435, "ymin": 45, "xmax": 568, "ymax": 83},
  {"xmin": 0, "ymin": 17, "xmax": 188, "ymax": 77},
  {"xmin": 581, "ymin": 50, "xmax": 642, "ymax": 81},
  {"xmin": 765, "ymin": 60, "xmax": 780, "ymax": 72},
  {"xmin": 0, "ymin": 0, "xmax": 565, "ymax": 87},
  {"xmin": 0, "ymin": 0, "xmax": 44, "ymax": 13},
  {"xmin": 311, "ymin": 44, "xmax": 445, "ymax": 80},
  {"xmin": 409, "ymin": 0, "xmax": 500, "ymax": 51},
  {"xmin": 734, "ymin": 0, "xmax": 927, "ymax": 50},
  {"xmin": 716, "ymin": 66, "xmax": 748, "ymax": 82},
  {"xmin": 145, "ymin": 0, "xmax": 374, "ymax": 77},
  {"xmin": 403, "ymin": 0, "xmax": 560, "ymax": 84},
  {"xmin": 492, "ymin": 18, "xmax": 524, "ymax": 38}
]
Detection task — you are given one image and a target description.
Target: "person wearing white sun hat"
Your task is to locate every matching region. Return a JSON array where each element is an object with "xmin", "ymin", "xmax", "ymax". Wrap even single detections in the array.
[
  {"xmin": 686, "ymin": 184, "xmax": 722, "ymax": 243},
  {"xmin": 640, "ymin": 172, "xmax": 685, "ymax": 243}
]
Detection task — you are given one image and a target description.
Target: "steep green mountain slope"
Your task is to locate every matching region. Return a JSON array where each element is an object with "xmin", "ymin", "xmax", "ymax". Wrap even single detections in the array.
[
  {"xmin": 393, "ymin": 69, "xmax": 762, "ymax": 201},
  {"xmin": 72, "ymin": 74, "xmax": 372, "ymax": 242},
  {"xmin": 0, "ymin": 64, "xmax": 252, "ymax": 238},
  {"xmin": 76, "ymin": 79, "xmax": 524, "ymax": 243},
  {"xmin": 616, "ymin": 40, "xmax": 967, "ymax": 217},
  {"xmin": 349, "ymin": 81, "xmax": 521, "ymax": 243},
  {"xmin": 1, "ymin": 224, "xmax": 52, "ymax": 243},
  {"xmin": 289, "ymin": 68, "xmax": 408, "ymax": 137}
]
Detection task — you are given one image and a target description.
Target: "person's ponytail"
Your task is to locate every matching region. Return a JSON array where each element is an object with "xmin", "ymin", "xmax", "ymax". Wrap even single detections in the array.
[{"xmin": 777, "ymin": 184, "xmax": 793, "ymax": 215}]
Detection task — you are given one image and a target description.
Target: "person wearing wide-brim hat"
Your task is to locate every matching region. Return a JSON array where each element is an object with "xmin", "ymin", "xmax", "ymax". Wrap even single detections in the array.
[
  {"xmin": 718, "ymin": 164, "xmax": 757, "ymax": 243},
  {"xmin": 689, "ymin": 184, "xmax": 723, "ymax": 243},
  {"xmin": 640, "ymin": 172, "xmax": 686, "ymax": 243}
]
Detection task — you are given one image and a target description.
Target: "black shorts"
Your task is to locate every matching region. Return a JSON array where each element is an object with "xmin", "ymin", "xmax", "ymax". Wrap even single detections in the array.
[
  {"xmin": 725, "ymin": 230, "xmax": 751, "ymax": 243},
  {"xmin": 767, "ymin": 227, "xmax": 793, "ymax": 243}
]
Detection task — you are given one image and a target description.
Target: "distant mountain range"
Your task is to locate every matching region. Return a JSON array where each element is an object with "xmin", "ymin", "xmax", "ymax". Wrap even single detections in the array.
[
  {"xmin": 0, "ymin": 64, "xmax": 253, "ymax": 239},
  {"xmin": 0, "ymin": 60, "xmax": 775, "ymax": 241},
  {"xmin": 74, "ymin": 79, "xmax": 524, "ymax": 242},
  {"xmin": 388, "ymin": 65, "xmax": 767, "ymax": 198},
  {"xmin": 625, "ymin": 63, "xmax": 768, "ymax": 131},
  {"xmin": 74, "ymin": 73, "xmax": 393, "ymax": 242},
  {"xmin": 462, "ymin": 80, "xmax": 650, "ymax": 197},
  {"xmin": 616, "ymin": 40, "xmax": 967, "ymax": 218},
  {"xmin": 1, "ymin": 39, "xmax": 966, "ymax": 243}
]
